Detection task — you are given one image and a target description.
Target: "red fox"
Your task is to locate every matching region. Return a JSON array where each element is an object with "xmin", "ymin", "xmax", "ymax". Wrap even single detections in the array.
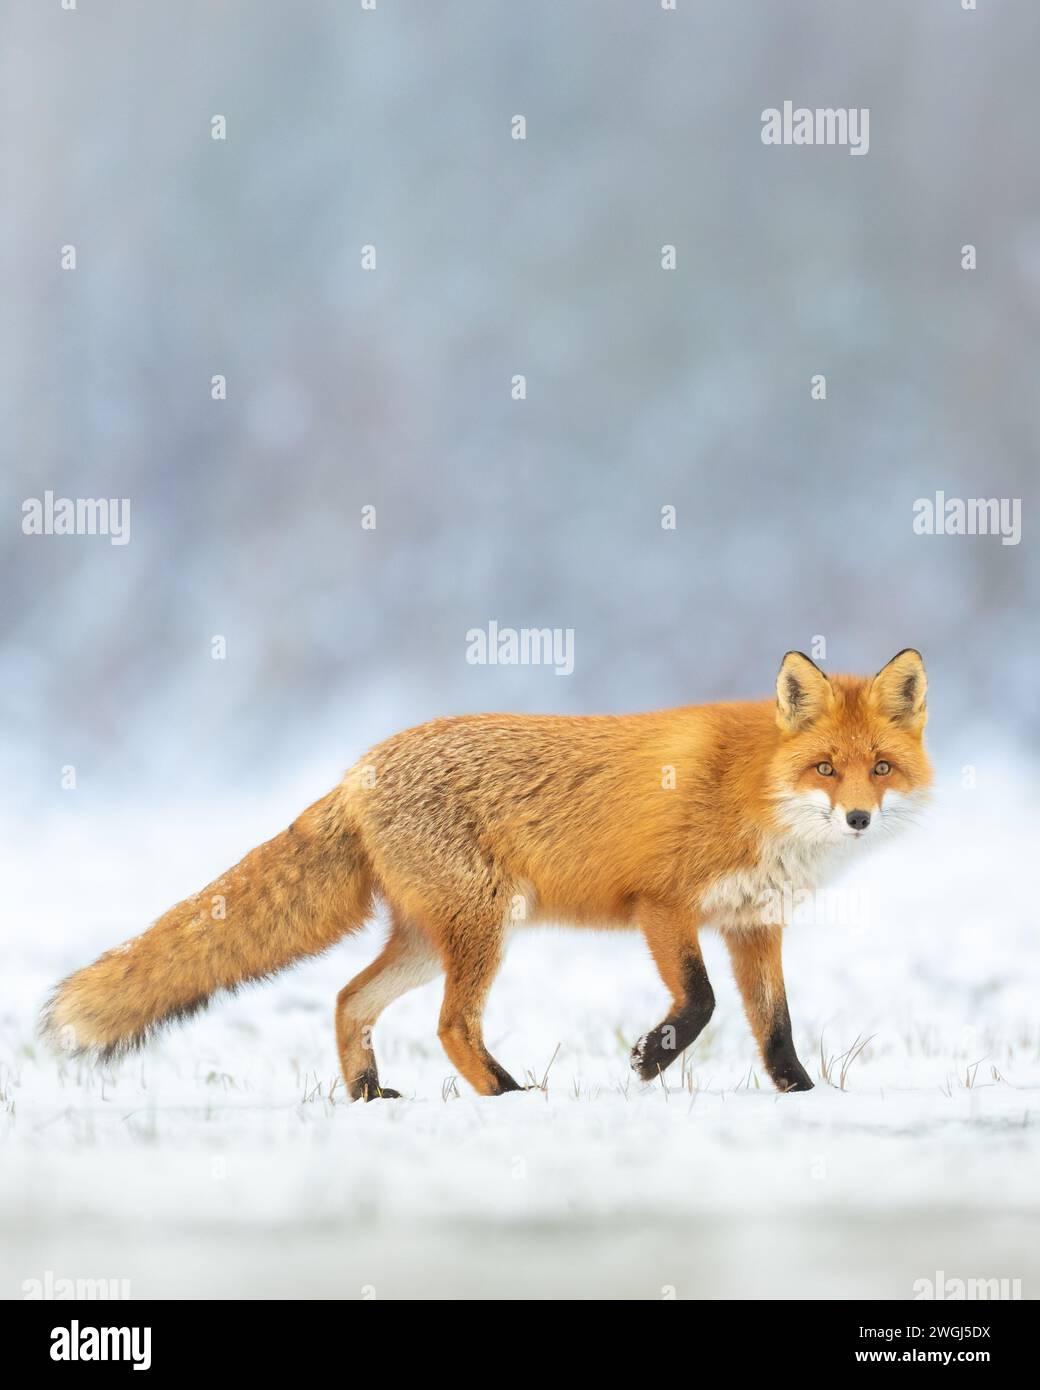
[{"xmin": 42, "ymin": 649, "xmax": 931, "ymax": 1098}]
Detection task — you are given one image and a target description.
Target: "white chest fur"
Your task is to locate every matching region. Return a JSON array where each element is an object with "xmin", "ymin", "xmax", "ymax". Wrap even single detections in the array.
[{"xmin": 698, "ymin": 835, "xmax": 852, "ymax": 930}]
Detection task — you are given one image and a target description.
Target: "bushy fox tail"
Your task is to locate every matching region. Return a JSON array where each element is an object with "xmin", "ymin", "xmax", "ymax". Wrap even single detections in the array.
[{"xmin": 40, "ymin": 788, "xmax": 373, "ymax": 1060}]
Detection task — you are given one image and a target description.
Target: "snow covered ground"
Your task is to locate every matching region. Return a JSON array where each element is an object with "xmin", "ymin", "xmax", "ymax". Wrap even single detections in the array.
[{"xmin": 2, "ymin": 755, "xmax": 1038, "ymax": 1300}]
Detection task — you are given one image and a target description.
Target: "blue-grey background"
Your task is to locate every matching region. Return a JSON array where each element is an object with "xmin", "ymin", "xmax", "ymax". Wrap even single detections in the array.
[
  {"xmin": 2, "ymin": 0, "xmax": 1036, "ymax": 805},
  {"xmin": 2, "ymin": 0, "xmax": 1040, "ymax": 1305}
]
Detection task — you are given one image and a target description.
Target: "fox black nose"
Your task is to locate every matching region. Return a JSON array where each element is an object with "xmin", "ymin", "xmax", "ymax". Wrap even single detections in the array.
[{"xmin": 846, "ymin": 809, "xmax": 871, "ymax": 831}]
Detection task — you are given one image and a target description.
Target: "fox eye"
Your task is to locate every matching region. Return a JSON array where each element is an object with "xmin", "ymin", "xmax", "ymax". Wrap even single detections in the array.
[
  {"xmin": 815, "ymin": 761, "xmax": 835, "ymax": 776},
  {"xmin": 873, "ymin": 760, "xmax": 891, "ymax": 776}
]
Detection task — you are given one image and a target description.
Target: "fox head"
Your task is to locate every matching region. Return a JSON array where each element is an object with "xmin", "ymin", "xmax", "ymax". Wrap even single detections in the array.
[{"xmin": 770, "ymin": 649, "xmax": 932, "ymax": 845}]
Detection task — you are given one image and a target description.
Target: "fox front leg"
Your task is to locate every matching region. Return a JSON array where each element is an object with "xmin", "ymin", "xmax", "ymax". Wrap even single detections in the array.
[
  {"xmin": 724, "ymin": 927, "xmax": 813, "ymax": 1092},
  {"xmin": 631, "ymin": 902, "xmax": 715, "ymax": 1081}
]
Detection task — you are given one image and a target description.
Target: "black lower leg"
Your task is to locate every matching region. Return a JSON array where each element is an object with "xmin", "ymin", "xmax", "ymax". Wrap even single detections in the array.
[
  {"xmin": 485, "ymin": 1053, "xmax": 523, "ymax": 1094},
  {"xmin": 631, "ymin": 953, "xmax": 715, "ymax": 1081},
  {"xmin": 763, "ymin": 1002, "xmax": 813, "ymax": 1092}
]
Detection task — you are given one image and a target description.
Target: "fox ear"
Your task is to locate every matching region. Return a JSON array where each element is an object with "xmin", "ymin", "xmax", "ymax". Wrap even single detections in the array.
[
  {"xmin": 870, "ymin": 649, "xmax": 927, "ymax": 731},
  {"xmin": 775, "ymin": 651, "xmax": 832, "ymax": 733}
]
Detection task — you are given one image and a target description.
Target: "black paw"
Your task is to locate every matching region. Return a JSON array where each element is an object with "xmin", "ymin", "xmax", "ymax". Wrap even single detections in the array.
[
  {"xmin": 489, "ymin": 1075, "xmax": 524, "ymax": 1096},
  {"xmin": 770, "ymin": 1063, "xmax": 814, "ymax": 1093},
  {"xmin": 631, "ymin": 1031, "xmax": 671, "ymax": 1082},
  {"xmin": 351, "ymin": 1071, "xmax": 403, "ymax": 1101}
]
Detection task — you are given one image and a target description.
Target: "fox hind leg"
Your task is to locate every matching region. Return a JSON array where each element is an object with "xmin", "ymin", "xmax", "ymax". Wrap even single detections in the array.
[
  {"xmin": 335, "ymin": 911, "xmax": 442, "ymax": 1100},
  {"xmin": 435, "ymin": 916, "xmax": 520, "ymax": 1097},
  {"xmin": 632, "ymin": 901, "xmax": 715, "ymax": 1082}
]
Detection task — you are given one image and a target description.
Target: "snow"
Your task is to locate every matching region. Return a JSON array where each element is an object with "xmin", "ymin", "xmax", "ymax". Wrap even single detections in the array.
[{"xmin": 2, "ymin": 759, "xmax": 1038, "ymax": 1299}]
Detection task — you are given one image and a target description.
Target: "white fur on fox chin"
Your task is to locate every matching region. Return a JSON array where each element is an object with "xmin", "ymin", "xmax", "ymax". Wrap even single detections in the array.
[
  {"xmin": 774, "ymin": 787, "xmax": 926, "ymax": 846},
  {"xmin": 699, "ymin": 788, "xmax": 925, "ymax": 930}
]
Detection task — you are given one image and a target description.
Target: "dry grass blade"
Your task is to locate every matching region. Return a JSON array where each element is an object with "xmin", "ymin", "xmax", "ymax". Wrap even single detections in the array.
[
  {"xmin": 838, "ymin": 1032, "xmax": 875, "ymax": 1090},
  {"xmin": 539, "ymin": 1042, "xmax": 561, "ymax": 1091}
]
